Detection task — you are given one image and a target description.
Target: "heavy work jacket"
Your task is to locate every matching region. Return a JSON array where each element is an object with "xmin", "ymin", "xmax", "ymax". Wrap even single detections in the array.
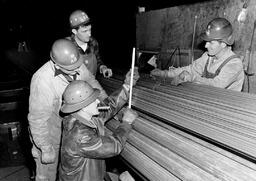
[
  {"xmin": 59, "ymin": 86, "xmax": 131, "ymax": 181},
  {"xmin": 69, "ymin": 35, "xmax": 104, "ymax": 76},
  {"xmin": 28, "ymin": 61, "xmax": 107, "ymax": 151},
  {"xmin": 167, "ymin": 48, "xmax": 244, "ymax": 91}
]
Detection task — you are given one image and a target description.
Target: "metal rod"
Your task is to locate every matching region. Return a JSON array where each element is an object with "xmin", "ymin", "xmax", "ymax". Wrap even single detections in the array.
[
  {"xmin": 191, "ymin": 15, "xmax": 198, "ymax": 63},
  {"xmin": 128, "ymin": 47, "xmax": 136, "ymax": 108}
]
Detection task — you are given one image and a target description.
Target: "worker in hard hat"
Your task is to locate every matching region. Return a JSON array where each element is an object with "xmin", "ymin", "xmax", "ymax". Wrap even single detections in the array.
[
  {"xmin": 27, "ymin": 39, "xmax": 108, "ymax": 181},
  {"xmin": 68, "ymin": 9, "xmax": 113, "ymax": 78},
  {"xmin": 150, "ymin": 17, "xmax": 244, "ymax": 91},
  {"xmin": 59, "ymin": 69, "xmax": 139, "ymax": 181}
]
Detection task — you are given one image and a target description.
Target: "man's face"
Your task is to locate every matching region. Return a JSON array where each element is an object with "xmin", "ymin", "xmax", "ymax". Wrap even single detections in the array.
[
  {"xmin": 73, "ymin": 25, "xmax": 92, "ymax": 43},
  {"xmin": 205, "ymin": 40, "xmax": 225, "ymax": 56},
  {"xmin": 82, "ymin": 99, "xmax": 100, "ymax": 116}
]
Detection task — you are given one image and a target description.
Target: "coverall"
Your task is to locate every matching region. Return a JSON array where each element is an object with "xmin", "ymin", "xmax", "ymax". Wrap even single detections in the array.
[
  {"xmin": 59, "ymin": 86, "xmax": 131, "ymax": 181},
  {"xmin": 27, "ymin": 60, "xmax": 108, "ymax": 181},
  {"xmin": 167, "ymin": 48, "xmax": 244, "ymax": 91}
]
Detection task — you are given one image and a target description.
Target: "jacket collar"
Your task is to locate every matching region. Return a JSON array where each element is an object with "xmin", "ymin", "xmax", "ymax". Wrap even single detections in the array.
[
  {"xmin": 54, "ymin": 66, "xmax": 65, "ymax": 77},
  {"xmin": 71, "ymin": 34, "xmax": 92, "ymax": 54},
  {"xmin": 72, "ymin": 112, "xmax": 97, "ymax": 128}
]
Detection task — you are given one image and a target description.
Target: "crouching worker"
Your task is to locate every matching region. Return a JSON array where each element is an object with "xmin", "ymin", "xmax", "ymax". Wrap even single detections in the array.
[{"xmin": 59, "ymin": 70, "xmax": 139, "ymax": 181}]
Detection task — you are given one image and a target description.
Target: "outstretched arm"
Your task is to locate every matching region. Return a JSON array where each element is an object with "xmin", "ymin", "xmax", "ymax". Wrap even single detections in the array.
[
  {"xmin": 99, "ymin": 68, "xmax": 140, "ymax": 122},
  {"xmin": 64, "ymin": 108, "xmax": 138, "ymax": 159}
]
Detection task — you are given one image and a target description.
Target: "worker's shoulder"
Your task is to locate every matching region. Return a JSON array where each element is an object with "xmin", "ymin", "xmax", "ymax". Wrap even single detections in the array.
[
  {"xmin": 90, "ymin": 36, "xmax": 97, "ymax": 41},
  {"xmin": 193, "ymin": 52, "xmax": 209, "ymax": 63},
  {"xmin": 32, "ymin": 61, "xmax": 55, "ymax": 81},
  {"xmin": 66, "ymin": 119, "xmax": 99, "ymax": 143},
  {"xmin": 228, "ymin": 53, "xmax": 243, "ymax": 64},
  {"xmin": 224, "ymin": 54, "xmax": 243, "ymax": 71},
  {"xmin": 89, "ymin": 36, "xmax": 99, "ymax": 45}
]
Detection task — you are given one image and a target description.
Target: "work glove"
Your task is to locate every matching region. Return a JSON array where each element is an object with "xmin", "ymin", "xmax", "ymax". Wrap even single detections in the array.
[
  {"xmin": 122, "ymin": 107, "xmax": 138, "ymax": 125},
  {"xmin": 119, "ymin": 171, "xmax": 135, "ymax": 181},
  {"xmin": 178, "ymin": 70, "xmax": 192, "ymax": 81},
  {"xmin": 41, "ymin": 145, "xmax": 56, "ymax": 164},
  {"xmin": 100, "ymin": 65, "xmax": 113, "ymax": 78},
  {"xmin": 124, "ymin": 67, "xmax": 140, "ymax": 86},
  {"xmin": 150, "ymin": 68, "xmax": 166, "ymax": 77},
  {"xmin": 170, "ymin": 70, "xmax": 192, "ymax": 86},
  {"xmin": 170, "ymin": 76, "xmax": 184, "ymax": 86}
]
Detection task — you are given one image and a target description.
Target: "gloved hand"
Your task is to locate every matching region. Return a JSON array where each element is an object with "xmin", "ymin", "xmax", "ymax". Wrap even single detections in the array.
[
  {"xmin": 178, "ymin": 70, "xmax": 192, "ymax": 81},
  {"xmin": 100, "ymin": 65, "xmax": 113, "ymax": 78},
  {"xmin": 122, "ymin": 108, "xmax": 138, "ymax": 124},
  {"xmin": 41, "ymin": 145, "xmax": 56, "ymax": 164},
  {"xmin": 170, "ymin": 70, "xmax": 192, "ymax": 86},
  {"xmin": 124, "ymin": 67, "xmax": 140, "ymax": 86},
  {"xmin": 119, "ymin": 171, "xmax": 135, "ymax": 181},
  {"xmin": 150, "ymin": 68, "xmax": 165, "ymax": 77},
  {"xmin": 170, "ymin": 76, "xmax": 184, "ymax": 86}
]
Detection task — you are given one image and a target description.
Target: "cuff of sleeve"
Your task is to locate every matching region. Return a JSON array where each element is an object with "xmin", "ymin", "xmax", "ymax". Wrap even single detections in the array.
[
  {"xmin": 167, "ymin": 70, "xmax": 177, "ymax": 77},
  {"xmin": 41, "ymin": 145, "xmax": 53, "ymax": 152},
  {"xmin": 100, "ymin": 65, "xmax": 107, "ymax": 73},
  {"xmin": 122, "ymin": 84, "xmax": 130, "ymax": 91}
]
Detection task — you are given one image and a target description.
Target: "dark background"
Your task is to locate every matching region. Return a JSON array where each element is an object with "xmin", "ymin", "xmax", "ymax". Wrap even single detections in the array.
[
  {"xmin": 0, "ymin": 0, "xmax": 138, "ymax": 71},
  {"xmin": 0, "ymin": 0, "xmax": 208, "ymax": 73}
]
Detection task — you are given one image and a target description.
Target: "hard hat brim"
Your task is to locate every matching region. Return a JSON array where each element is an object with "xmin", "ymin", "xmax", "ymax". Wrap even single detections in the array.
[
  {"xmin": 200, "ymin": 32, "xmax": 234, "ymax": 45},
  {"xmin": 61, "ymin": 88, "xmax": 100, "ymax": 113},
  {"xmin": 200, "ymin": 32, "xmax": 217, "ymax": 42},
  {"xmin": 71, "ymin": 19, "xmax": 91, "ymax": 29}
]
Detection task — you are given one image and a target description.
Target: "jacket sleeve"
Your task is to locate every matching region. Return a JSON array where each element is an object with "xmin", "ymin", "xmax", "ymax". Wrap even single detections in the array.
[
  {"xmin": 99, "ymin": 85, "xmax": 129, "ymax": 123},
  {"xmin": 167, "ymin": 52, "xmax": 208, "ymax": 77},
  {"xmin": 90, "ymin": 37, "xmax": 104, "ymax": 69},
  {"xmin": 80, "ymin": 64, "xmax": 108, "ymax": 100},
  {"xmin": 27, "ymin": 74, "xmax": 55, "ymax": 149},
  {"xmin": 69, "ymin": 122, "xmax": 131, "ymax": 158}
]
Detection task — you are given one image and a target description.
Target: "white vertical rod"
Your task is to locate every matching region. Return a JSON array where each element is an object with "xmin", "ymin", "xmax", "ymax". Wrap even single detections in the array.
[{"xmin": 128, "ymin": 47, "xmax": 136, "ymax": 108}]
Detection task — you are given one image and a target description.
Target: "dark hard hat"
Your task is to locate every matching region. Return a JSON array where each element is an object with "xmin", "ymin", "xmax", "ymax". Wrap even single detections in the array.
[
  {"xmin": 201, "ymin": 17, "xmax": 234, "ymax": 45},
  {"xmin": 61, "ymin": 80, "xmax": 100, "ymax": 113},
  {"xmin": 50, "ymin": 39, "xmax": 83, "ymax": 70}
]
